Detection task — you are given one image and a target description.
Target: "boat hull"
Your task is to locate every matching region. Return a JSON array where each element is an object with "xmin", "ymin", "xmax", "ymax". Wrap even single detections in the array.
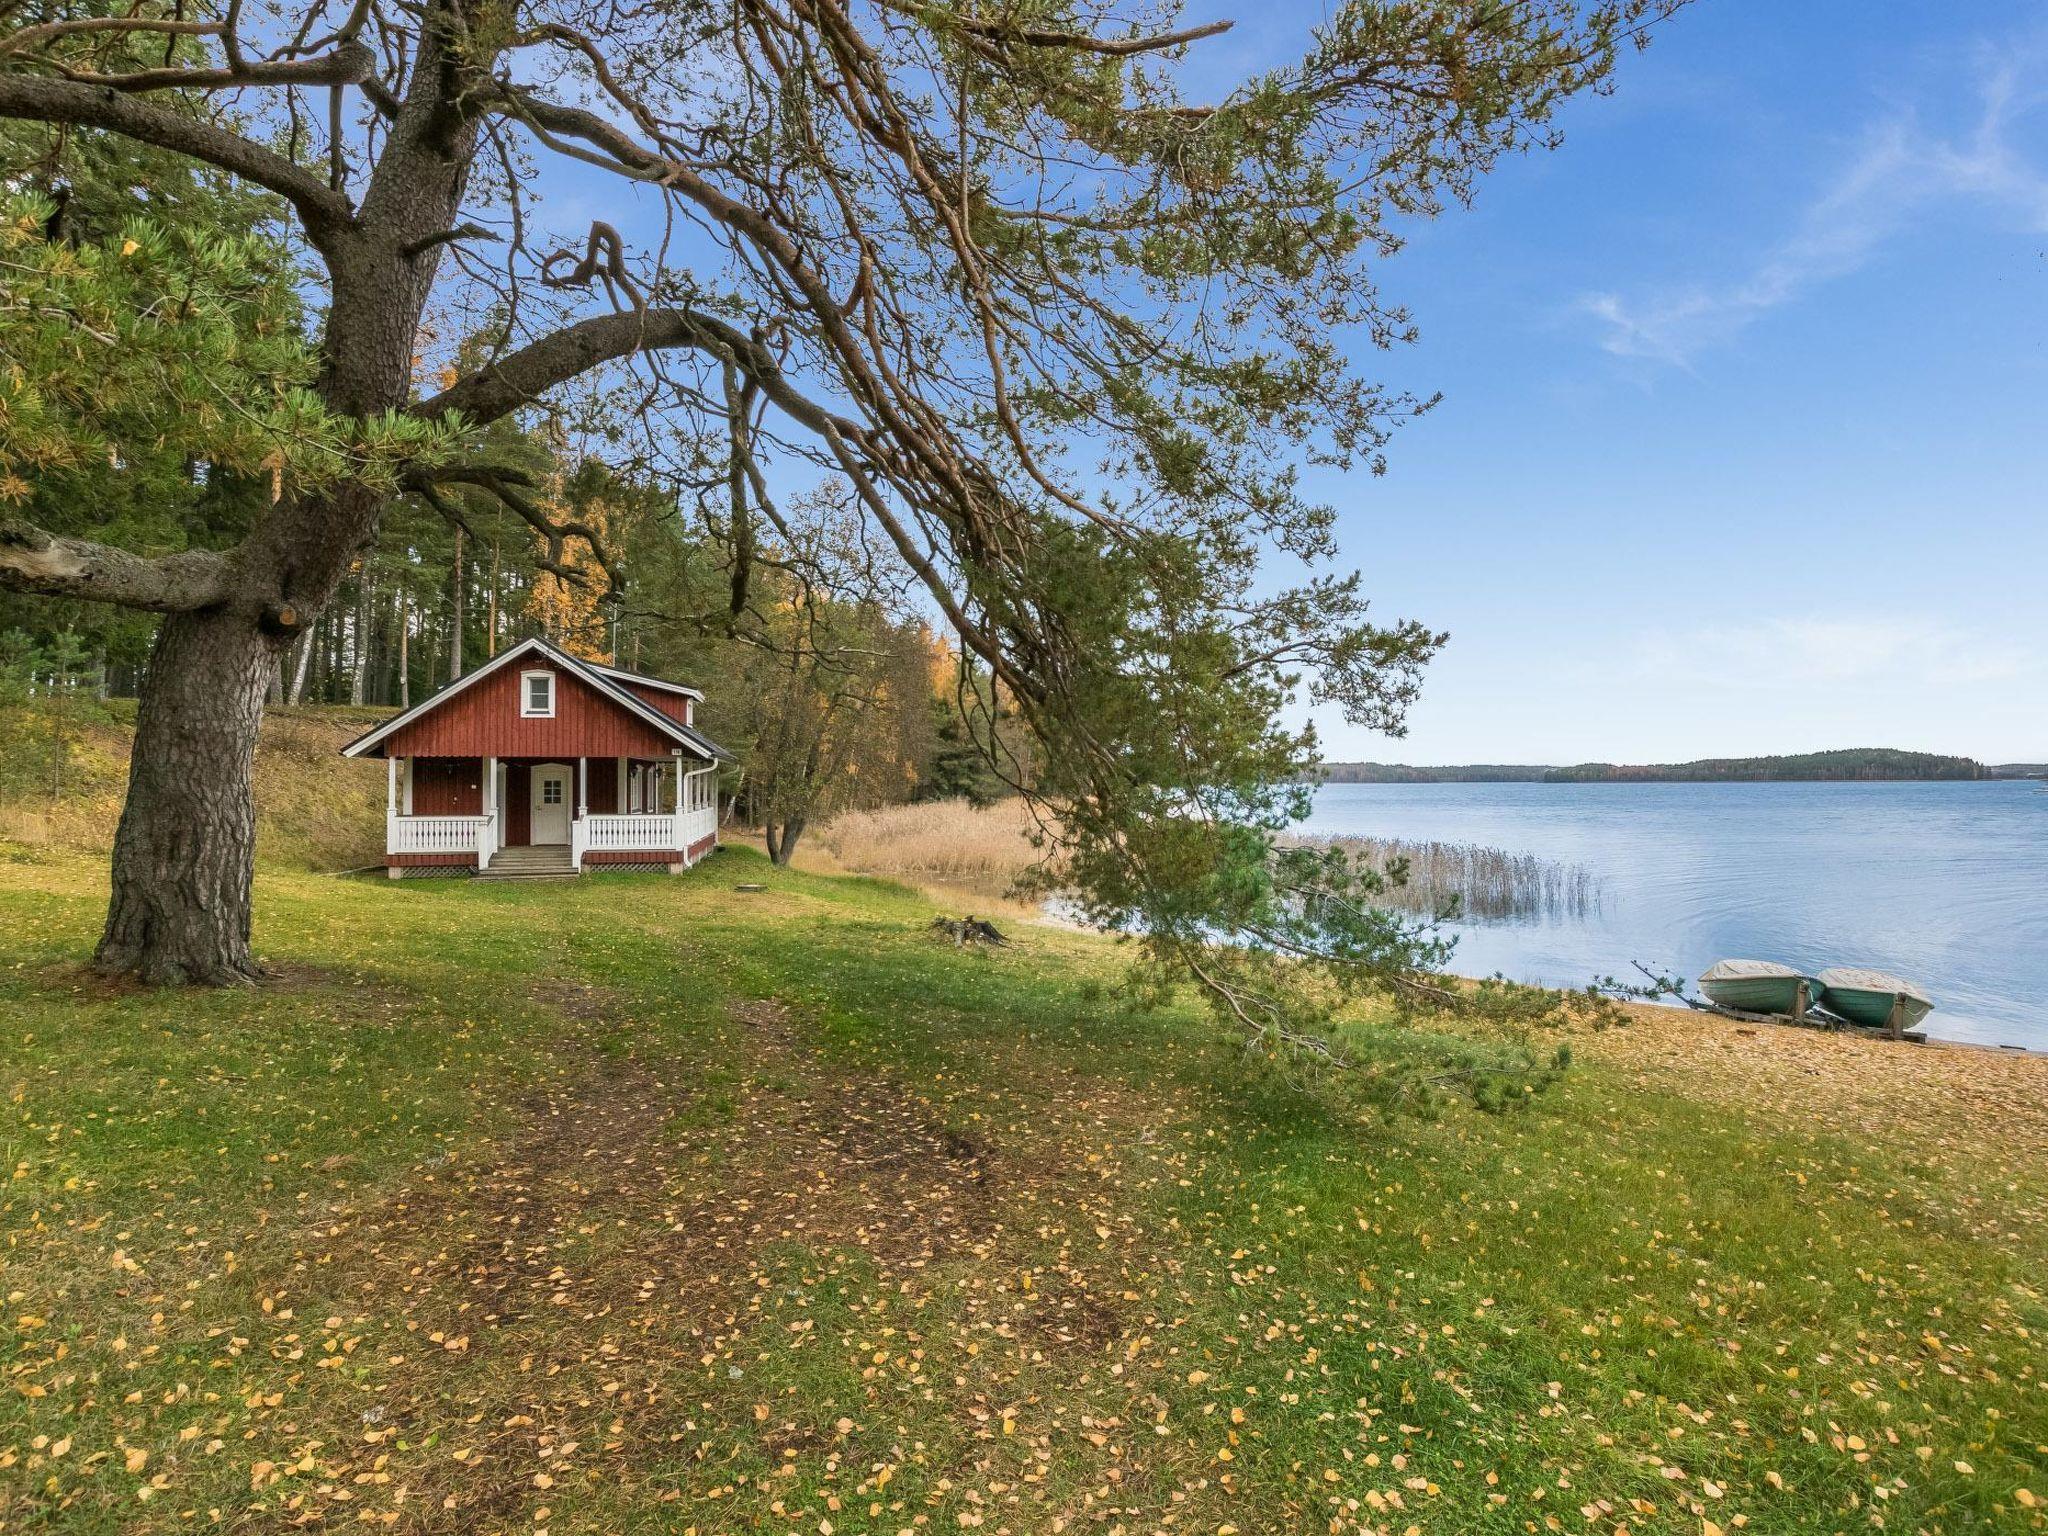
[
  {"xmin": 1699, "ymin": 975, "xmax": 1819, "ymax": 1015},
  {"xmin": 1819, "ymin": 985, "xmax": 1934, "ymax": 1031}
]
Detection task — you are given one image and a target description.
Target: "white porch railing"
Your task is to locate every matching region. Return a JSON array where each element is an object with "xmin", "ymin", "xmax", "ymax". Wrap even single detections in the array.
[
  {"xmin": 387, "ymin": 814, "xmax": 492, "ymax": 858},
  {"xmin": 583, "ymin": 812, "xmax": 682, "ymax": 852},
  {"xmin": 676, "ymin": 805, "xmax": 717, "ymax": 848},
  {"xmin": 385, "ymin": 811, "xmax": 493, "ymax": 872}
]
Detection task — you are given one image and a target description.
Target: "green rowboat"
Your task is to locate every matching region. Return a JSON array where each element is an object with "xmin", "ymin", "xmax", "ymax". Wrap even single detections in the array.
[
  {"xmin": 1816, "ymin": 968, "xmax": 1934, "ymax": 1031},
  {"xmin": 1697, "ymin": 959, "xmax": 1824, "ymax": 1016}
]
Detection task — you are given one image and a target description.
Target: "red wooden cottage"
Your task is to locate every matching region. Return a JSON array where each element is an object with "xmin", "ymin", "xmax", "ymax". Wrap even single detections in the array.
[{"xmin": 340, "ymin": 636, "xmax": 728, "ymax": 878}]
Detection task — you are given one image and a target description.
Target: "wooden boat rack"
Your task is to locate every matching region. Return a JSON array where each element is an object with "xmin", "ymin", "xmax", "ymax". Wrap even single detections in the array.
[{"xmin": 1694, "ymin": 991, "xmax": 1926, "ymax": 1044}]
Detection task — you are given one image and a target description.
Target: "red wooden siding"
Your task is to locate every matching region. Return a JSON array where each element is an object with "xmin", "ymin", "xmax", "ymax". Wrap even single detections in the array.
[
  {"xmin": 377, "ymin": 662, "xmax": 678, "ymax": 759},
  {"xmin": 409, "ymin": 758, "xmax": 482, "ymax": 815},
  {"xmin": 390, "ymin": 853, "xmax": 472, "ymax": 868},
  {"xmin": 622, "ymin": 683, "xmax": 693, "ymax": 727}
]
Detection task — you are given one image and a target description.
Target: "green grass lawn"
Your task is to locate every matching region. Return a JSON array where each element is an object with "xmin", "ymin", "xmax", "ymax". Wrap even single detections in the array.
[{"xmin": 1, "ymin": 847, "xmax": 2041, "ymax": 1534}]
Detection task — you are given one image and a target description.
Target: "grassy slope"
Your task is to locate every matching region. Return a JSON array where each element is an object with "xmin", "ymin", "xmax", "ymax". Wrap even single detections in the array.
[
  {"xmin": 0, "ymin": 702, "xmax": 390, "ymax": 870},
  {"xmin": 1, "ymin": 846, "xmax": 2042, "ymax": 1536}
]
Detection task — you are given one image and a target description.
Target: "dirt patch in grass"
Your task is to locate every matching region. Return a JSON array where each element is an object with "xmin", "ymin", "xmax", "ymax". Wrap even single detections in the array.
[
  {"xmin": 28, "ymin": 956, "xmax": 417, "ymax": 1022},
  {"xmin": 525, "ymin": 975, "xmax": 626, "ymax": 1023},
  {"xmin": 729, "ymin": 994, "xmax": 798, "ymax": 1046},
  {"xmin": 33, "ymin": 959, "xmax": 153, "ymax": 1001},
  {"xmin": 256, "ymin": 994, "xmax": 1184, "ymax": 1529}
]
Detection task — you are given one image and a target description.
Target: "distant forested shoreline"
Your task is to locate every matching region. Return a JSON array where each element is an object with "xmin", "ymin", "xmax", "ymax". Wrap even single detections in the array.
[{"xmin": 1317, "ymin": 748, "xmax": 2031, "ymax": 784}]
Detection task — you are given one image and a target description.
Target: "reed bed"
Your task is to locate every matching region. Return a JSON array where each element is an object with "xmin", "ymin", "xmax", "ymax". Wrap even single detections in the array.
[
  {"xmin": 810, "ymin": 797, "xmax": 1050, "ymax": 900},
  {"xmin": 816, "ymin": 801, "xmax": 1597, "ymax": 927},
  {"xmin": 1284, "ymin": 833, "xmax": 1600, "ymax": 922}
]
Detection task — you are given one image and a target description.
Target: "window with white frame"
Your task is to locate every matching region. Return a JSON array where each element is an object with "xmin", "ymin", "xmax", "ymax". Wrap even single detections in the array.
[{"xmin": 520, "ymin": 670, "xmax": 555, "ymax": 717}]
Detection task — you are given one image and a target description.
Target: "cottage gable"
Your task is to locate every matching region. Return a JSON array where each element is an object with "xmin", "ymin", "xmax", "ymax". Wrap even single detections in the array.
[
  {"xmin": 340, "ymin": 636, "xmax": 722, "ymax": 764},
  {"xmin": 375, "ymin": 657, "xmax": 679, "ymax": 759}
]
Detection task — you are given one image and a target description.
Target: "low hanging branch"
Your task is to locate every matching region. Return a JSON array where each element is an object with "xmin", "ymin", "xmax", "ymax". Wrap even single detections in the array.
[{"xmin": 0, "ymin": 518, "xmax": 232, "ymax": 612}]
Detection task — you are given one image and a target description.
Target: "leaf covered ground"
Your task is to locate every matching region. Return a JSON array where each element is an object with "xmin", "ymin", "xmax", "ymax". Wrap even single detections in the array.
[{"xmin": 1, "ymin": 848, "xmax": 2042, "ymax": 1534}]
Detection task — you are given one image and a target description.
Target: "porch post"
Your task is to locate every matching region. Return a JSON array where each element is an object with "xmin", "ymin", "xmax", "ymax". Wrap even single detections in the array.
[
  {"xmin": 616, "ymin": 756, "xmax": 627, "ymax": 812},
  {"xmin": 578, "ymin": 756, "xmax": 588, "ymax": 816},
  {"xmin": 401, "ymin": 757, "xmax": 413, "ymax": 815},
  {"xmin": 384, "ymin": 754, "xmax": 401, "ymax": 877},
  {"xmin": 673, "ymin": 749, "xmax": 685, "ymax": 856}
]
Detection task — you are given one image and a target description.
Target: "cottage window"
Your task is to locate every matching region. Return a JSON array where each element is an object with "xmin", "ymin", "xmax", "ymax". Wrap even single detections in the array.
[{"xmin": 521, "ymin": 671, "xmax": 555, "ymax": 717}]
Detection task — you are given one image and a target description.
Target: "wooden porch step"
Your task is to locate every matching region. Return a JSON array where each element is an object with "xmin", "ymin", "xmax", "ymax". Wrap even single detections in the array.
[{"xmin": 479, "ymin": 846, "xmax": 577, "ymax": 880}]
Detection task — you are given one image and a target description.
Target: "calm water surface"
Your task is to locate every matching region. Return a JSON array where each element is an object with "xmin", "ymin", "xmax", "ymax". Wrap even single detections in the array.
[{"xmin": 1296, "ymin": 780, "xmax": 2048, "ymax": 1049}]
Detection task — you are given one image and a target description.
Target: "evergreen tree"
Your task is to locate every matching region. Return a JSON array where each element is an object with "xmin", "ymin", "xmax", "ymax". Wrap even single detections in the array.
[{"xmin": 0, "ymin": 0, "xmax": 1672, "ymax": 1079}]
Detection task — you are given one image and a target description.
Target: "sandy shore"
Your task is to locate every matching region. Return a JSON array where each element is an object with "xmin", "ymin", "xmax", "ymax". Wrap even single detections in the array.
[{"xmin": 1584, "ymin": 999, "xmax": 2048, "ymax": 1231}]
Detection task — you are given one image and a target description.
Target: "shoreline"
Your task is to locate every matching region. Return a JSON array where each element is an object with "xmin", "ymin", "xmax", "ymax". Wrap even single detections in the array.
[{"xmin": 788, "ymin": 840, "xmax": 2048, "ymax": 1058}]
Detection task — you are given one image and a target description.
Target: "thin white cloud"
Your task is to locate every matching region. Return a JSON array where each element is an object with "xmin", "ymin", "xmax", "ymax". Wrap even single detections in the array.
[
  {"xmin": 1636, "ymin": 617, "xmax": 2040, "ymax": 691},
  {"xmin": 1583, "ymin": 56, "xmax": 2048, "ymax": 367}
]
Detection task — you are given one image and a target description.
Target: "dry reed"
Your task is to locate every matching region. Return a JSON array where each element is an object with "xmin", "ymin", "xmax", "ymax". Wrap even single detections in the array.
[
  {"xmin": 810, "ymin": 798, "xmax": 1049, "ymax": 899},
  {"xmin": 1284, "ymin": 833, "xmax": 1599, "ymax": 921}
]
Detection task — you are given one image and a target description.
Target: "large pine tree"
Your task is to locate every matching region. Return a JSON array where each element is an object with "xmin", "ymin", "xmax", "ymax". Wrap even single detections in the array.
[{"xmin": 0, "ymin": 0, "xmax": 1672, "ymax": 1062}]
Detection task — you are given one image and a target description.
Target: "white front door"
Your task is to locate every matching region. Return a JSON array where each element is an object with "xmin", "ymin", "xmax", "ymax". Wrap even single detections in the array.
[{"xmin": 530, "ymin": 763, "xmax": 571, "ymax": 845}]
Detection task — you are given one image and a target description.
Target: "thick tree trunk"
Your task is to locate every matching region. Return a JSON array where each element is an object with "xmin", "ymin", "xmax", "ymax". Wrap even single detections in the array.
[
  {"xmin": 94, "ymin": 609, "xmax": 278, "ymax": 984},
  {"xmin": 89, "ymin": 41, "xmax": 482, "ymax": 984}
]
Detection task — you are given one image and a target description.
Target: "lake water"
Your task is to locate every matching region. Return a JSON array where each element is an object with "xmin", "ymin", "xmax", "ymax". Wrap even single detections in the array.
[{"xmin": 1295, "ymin": 780, "xmax": 2048, "ymax": 1049}]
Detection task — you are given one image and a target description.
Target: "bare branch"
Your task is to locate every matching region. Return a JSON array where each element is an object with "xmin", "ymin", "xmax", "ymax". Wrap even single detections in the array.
[
  {"xmin": 0, "ymin": 74, "xmax": 356, "ymax": 245},
  {"xmin": 417, "ymin": 307, "xmax": 861, "ymax": 439},
  {"xmin": 38, "ymin": 37, "xmax": 377, "ymax": 97},
  {"xmin": 402, "ymin": 221, "xmax": 494, "ymax": 256},
  {"xmin": 540, "ymin": 220, "xmax": 644, "ymax": 314},
  {"xmin": 0, "ymin": 16, "xmax": 220, "ymax": 61}
]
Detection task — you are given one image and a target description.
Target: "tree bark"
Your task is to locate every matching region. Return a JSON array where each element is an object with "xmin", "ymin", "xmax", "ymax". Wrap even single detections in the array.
[
  {"xmin": 450, "ymin": 526, "xmax": 465, "ymax": 680},
  {"xmin": 94, "ymin": 609, "xmax": 278, "ymax": 984},
  {"xmin": 767, "ymin": 817, "xmax": 804, "ymax": 866},
  {"xmin": 397, "ymin": 588, "xmax": 410, "ymax": 708},
  {"xmin": 349, "ymin": 575, "xmax": 371, "ymax": 705}
]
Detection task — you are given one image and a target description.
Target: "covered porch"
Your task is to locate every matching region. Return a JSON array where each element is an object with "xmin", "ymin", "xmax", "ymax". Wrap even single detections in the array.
[{"xmin": 384, "ymin": 754, "xmax": 720, "ymax": 875}]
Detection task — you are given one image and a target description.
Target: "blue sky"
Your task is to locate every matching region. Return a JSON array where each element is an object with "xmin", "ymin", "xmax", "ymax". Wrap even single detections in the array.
[
  {"xmin": 1238, "ymin": 3, "xmax": 2048, "ymax": 765},
  {"xmin": 525, "ymin": 3, "xmax": 2047, "ymax": 766}
]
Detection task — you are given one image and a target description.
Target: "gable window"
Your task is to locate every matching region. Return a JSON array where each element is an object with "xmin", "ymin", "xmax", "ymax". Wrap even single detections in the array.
[{"xmin": 521, "ymin": 670, "xmax": 556, "ymax": 718}]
